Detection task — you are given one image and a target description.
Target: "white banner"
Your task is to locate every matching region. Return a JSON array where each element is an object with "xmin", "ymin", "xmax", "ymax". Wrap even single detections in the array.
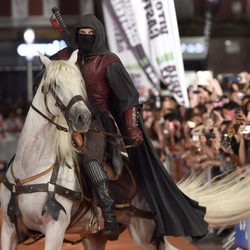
[
  {"xmin": 102, "ymin": 6, "xmax": 152, "ymax": 101},
  {"xmin": 102, "ymin": 0, "xmax": 189, "ymax": 107}
]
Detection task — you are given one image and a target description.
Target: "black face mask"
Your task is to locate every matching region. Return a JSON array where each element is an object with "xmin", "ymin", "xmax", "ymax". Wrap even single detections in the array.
[{"xmin": 77, "ymin": 34, "xmax": 95, "ymax": 55}]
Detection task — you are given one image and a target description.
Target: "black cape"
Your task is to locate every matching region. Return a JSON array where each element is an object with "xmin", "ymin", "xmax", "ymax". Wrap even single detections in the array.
[
  {"xmin": 99, "ymin": 42, "xmax": 208, "ymax": 239},
  {"xmin": 126, "ymin": 115, "xmax": 209, "ymax": 238}
]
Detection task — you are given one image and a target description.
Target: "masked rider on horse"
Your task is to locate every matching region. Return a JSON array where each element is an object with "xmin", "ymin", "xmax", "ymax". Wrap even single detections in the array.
[{"xmin": 52, "ymin": 13, "xmax": 208, "ymax": 243}]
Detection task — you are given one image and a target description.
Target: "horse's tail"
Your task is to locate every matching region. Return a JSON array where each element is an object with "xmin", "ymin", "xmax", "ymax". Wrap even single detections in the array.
[{"xmin": 177, "ymin": 166, "xmax": 250, "ymax": 228}]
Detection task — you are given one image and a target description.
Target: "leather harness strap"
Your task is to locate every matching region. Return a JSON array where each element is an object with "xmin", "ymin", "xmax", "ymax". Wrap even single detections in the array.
[
  {"xmin": 42, "ymin": 161, "xmax": 68, "ymax": 220},
  {"xmin": 2, "ymin": 161, "xmax": 82, "ymax": 226},
  {"xmin": 2, "ymin": 176, "xmax": 81, "ymax": 200},
  {"xmin": 89, "ymin": 127, "xmax": 135, "ymax": 149},
  {"xmin": 116, "ymin": 204, "xmax": 154, "ymax": 220},
  {"xmin": 10, "ymin": 163, "xmax": 55, "ymax": 185},
  {"xmin": 65, "ymin": 95, "xmax": 85, "ymax": 116}
]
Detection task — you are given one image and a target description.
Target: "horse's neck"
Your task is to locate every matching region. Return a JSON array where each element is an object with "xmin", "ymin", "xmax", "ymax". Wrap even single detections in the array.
[{"xmin": 14, "ymin": 84, "xmax": 57, "ymax": 176}]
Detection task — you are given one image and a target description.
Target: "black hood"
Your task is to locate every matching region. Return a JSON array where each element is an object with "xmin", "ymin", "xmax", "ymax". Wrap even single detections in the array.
[{"xmin": 72, "ymin": 13, "xmax": 110, "ymax": 55}]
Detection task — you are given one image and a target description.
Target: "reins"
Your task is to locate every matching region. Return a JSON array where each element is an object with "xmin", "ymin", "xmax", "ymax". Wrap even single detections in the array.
[
  {"xmin": 31, "ymin": 104, "xmax": 69, "ymax": 132},
  {"xmin": 33, "ymin": 81, "xmax": 86, "ymax": 133},
  {"xmin": 90, "ymin": 127, "xmax": 127, "ymax": 140},
  {"xmin": 47, "ymin": 83, "xmax": 85, "ymax": 128},
  {"xmin": 31, "ymin": 103, "xmax": 135, "ymax": 148}
]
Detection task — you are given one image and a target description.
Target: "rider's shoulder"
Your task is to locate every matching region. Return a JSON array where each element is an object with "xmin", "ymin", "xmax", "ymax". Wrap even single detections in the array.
[
  {"xmin": 50, "ymin": 47, "xmax": 71, "ymax": 60},
  {"xmin": 100, "ymin": 53, "xmax": 120, "ymax": 65}
]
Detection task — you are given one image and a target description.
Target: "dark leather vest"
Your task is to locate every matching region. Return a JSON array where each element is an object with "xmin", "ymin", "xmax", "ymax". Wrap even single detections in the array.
[
  {"xmin": 55, "ymin": 48, "xmax": 118, "ymax": 113},
  {"xmin": 81, "ymin": 55, "xmax": 118, "ymax": 112}
]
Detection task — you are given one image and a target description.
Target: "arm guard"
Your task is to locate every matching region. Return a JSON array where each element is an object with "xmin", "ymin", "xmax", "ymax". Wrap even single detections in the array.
[{"xmin": 124, "ymin": 106, "xmax": 143, "ymax": 146}]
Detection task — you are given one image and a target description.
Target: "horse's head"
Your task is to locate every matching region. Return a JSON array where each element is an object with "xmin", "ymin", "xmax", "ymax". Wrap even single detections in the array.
[{"xmin": 39, "ymin": 50, "xmax": 91, "ymax": 133}]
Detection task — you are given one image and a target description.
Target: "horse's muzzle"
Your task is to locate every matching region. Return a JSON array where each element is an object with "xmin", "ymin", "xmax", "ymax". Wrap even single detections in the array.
[
  {"xmin": 76, "ymin": 112, "xmax": 91, "ymax": 132},
  {"xmin": 69, "ymin": 105, "xmax": 91, "ymax": 133}
]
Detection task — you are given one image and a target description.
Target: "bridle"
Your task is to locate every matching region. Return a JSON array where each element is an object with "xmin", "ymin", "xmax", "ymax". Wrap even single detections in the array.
[
  {"xmin": 31, "ymin": 80, "xmax": 131, "ymax": 145},
  {"xmin": 31, "ymin": 81, "xmax": 86, "ymax": 133}
]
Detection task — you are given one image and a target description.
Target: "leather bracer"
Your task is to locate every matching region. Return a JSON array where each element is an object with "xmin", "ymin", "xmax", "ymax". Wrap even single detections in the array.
[
  {"xmin": 124, "ymin": 106, "xmax": 143, "ymax": 146},
  {"xmin": 124, "ymin": 106, "xmax": 139, "ymax": 128}
]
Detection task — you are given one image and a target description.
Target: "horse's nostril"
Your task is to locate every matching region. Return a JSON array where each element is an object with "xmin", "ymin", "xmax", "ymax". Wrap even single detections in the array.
[
  {"xmin": 77, "ymin": 113, "xmax": 90, "ymax": 127},
  {"xmin": 78, "ymin": 114, "xmax": 83, "ymax": 123}
]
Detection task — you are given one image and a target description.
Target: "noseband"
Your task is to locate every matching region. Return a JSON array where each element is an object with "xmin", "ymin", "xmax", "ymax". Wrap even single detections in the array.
[
  {"xmin": 31, "ymin": 82, "xmax": 86, "ymax": 133},
  {"xmin": 46, "ymin": 83, "xmax": 85, "ymax": 127}
]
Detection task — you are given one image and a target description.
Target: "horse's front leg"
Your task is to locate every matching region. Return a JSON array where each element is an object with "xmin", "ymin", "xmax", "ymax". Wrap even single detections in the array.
[
  {"xmin": 1, "ymin": 218, "xmax": 18, "ymax": 250},
  {"xmin": 1, "ymin": 185, "xmax": 18, "ymax": 250},
  {"xmin": 43, "ymin": 214, "xmax": 70, "ymax": 250},
  {"xmin": 43, "ymin": 198, "xmax": 72, "ymax": 250}
]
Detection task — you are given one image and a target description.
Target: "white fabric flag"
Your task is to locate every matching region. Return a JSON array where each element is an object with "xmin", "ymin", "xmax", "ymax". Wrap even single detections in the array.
[
  {"xmin": 102, "ymin": 0, "xmax": 189, "ymax": 107},
  {"xmin": 102, "ymin": 0, "xmax": 160, "ymax": 102}
]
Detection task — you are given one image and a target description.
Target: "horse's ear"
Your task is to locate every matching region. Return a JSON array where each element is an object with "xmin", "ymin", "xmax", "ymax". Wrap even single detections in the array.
[
  {"xmin": 38, "ymin": 52, "xmax": 51, "ymax": 67},
  {"xmin": 68, "ymin": 49, "xmax": 79, "ymax": 64}
]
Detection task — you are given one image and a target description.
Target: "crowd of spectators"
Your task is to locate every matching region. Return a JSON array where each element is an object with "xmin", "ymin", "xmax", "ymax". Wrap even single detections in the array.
[
  {"xmin": 0, "ymin": 99, "xmax": 26, "ymax": 141},
  {"xmin": 0, "ymin": 98, "xmax": 27, "ymax": 169},
  {"xmin": 142, "ymin": 71, "xmax": 250, "ymax": 181}
]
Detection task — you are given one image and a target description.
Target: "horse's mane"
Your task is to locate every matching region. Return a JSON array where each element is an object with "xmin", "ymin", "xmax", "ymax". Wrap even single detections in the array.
[
  {"xmin": 42, "ymin": 59, "xmax": 87, "ymax": 166},
  {"xmin": 43, "ymin": 60, "xmax": 87, "ymax": 101}
]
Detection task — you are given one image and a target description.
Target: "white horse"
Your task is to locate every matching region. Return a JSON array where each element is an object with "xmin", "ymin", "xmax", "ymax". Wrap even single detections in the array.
[{"xmin": 0, "ymin": 50, "xmax": 177, "ymax": 250}]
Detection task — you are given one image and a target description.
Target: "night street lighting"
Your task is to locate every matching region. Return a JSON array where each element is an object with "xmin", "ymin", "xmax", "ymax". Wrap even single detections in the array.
[
  {"xmin": 23, "ymin": 28, "xmax": 35, "ymax": 102},
  {"xmin": 23, "ymin": 28, "xmax": 35, "ymax": 45}
]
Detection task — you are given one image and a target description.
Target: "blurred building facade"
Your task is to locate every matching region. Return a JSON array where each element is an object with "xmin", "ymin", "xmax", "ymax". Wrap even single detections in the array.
[
  {"xmin": 0, "ymin": 0, "xmax": 250, "ymax": 100},
  {"xmin": 176, "ymin": 0, "xmax": 250, "ymax": 74},
  {"xmin": 0, "ymin": 0, "xmax": 94, "ymax": 101}
]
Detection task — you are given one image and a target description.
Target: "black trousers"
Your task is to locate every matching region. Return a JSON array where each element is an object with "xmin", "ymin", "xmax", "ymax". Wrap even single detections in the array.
[{"xmin": 81, "ymin": 118, "xmax": 107, "ymax": 166}]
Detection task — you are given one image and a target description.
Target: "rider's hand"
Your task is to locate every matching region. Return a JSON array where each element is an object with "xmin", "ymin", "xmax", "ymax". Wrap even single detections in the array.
[{"xmin": 126, "ymin": 127, "xmax": 143, "ymax": 146}]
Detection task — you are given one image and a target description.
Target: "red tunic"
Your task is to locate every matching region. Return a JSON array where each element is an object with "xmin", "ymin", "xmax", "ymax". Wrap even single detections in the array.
[{"xmin": 54, "ymin": 48, "xmax": 119, "ymax": 112}]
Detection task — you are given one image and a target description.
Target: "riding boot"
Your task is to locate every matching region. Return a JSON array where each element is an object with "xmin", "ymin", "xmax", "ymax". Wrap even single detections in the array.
[
  {"xmin": 94, "ymin": 180, "xmax": 120, "ymax": 240},
  {"xmin": 84, "ymin": 160, "xmax": 120, "ymax": 241}
]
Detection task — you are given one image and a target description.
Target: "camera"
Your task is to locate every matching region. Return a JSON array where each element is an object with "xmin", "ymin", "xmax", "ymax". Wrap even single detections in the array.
[
  {"xmin": 221, "ymin": 134, "xmax": 230, "ymax": 148},
  {"xmin": 204, "ymin": 131, "xmax": 216, "ymax": 139},
  {"xmin": 223, "ymin": 75, "xmax": 242, "ymax": 84},
  {"xmin": 163, "ymin": 112, "xmax": 178, "ymax": 121}
]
